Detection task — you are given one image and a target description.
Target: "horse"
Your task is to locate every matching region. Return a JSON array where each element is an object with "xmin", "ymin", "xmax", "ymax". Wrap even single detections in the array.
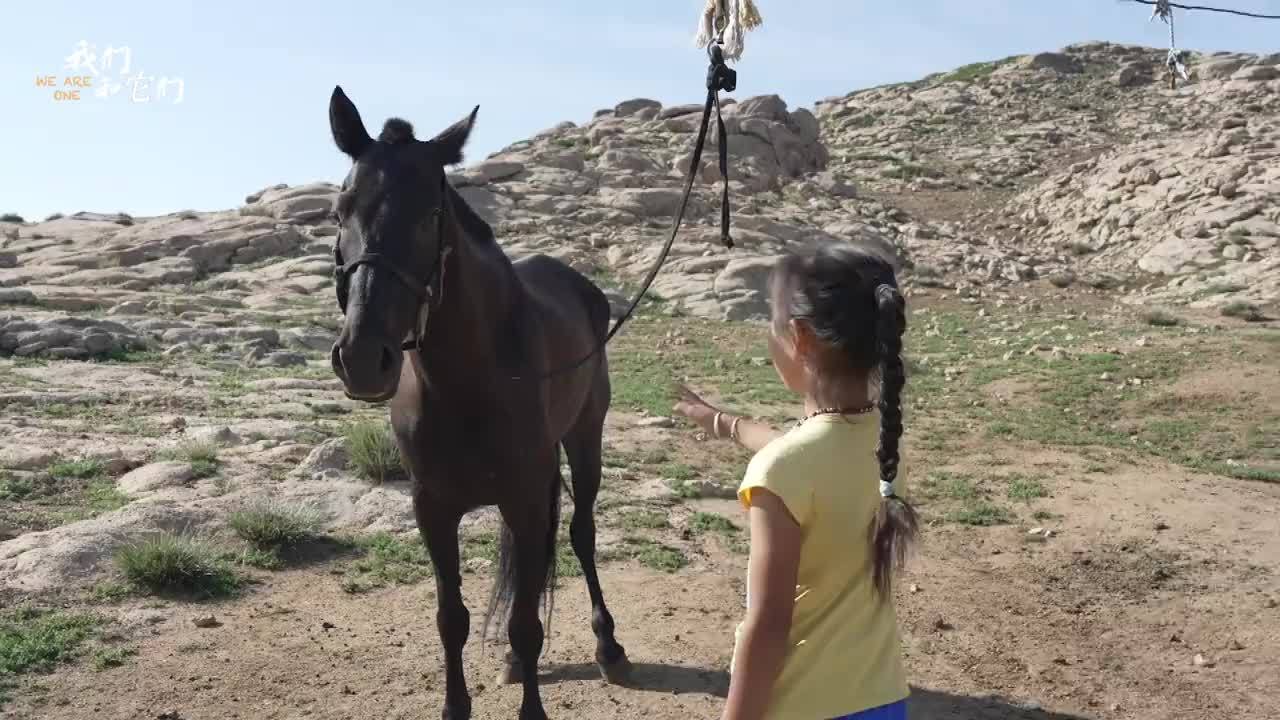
[{"xmin": 326, "ymin": 86, "xmax": 630, "ymax": 720}]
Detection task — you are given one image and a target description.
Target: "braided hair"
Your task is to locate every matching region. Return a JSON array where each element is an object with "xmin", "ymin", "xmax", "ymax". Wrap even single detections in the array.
[{"xmin": 770, "ymin": 242, "xmax": 919, "ymax": 599}]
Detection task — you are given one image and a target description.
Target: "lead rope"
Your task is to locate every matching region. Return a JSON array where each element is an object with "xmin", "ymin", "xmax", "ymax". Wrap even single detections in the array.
[
  {"xmin": 1150, "ymin": 0, "xmax": 1190, "ymax": 88},
  {"xmin": 504, "ymin": 5, "xmax": 752, "ymax": 384}
]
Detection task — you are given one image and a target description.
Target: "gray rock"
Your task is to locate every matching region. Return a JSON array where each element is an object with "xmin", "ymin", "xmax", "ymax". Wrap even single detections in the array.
[
  {"xmin": 1023, "ymin": 52, "xmax": 1084, "ymax": 74},
  {"xmin": 117, "ymin": 462, "xmax": 196, "ymax": 495},
  {"xmin": 0, "ymin": 252, "xmax": 17, "ymax": 269},
  {"xmin": 714, "ymin": 256, "xmax": 778, "ymax": 321},
  {"xmin": 614, "ymin": 98, "xmax": 661, "ymax": 117},
  {"xmin": 0, "ymin": 288, "xmax": 36, "ymax": 305},
  {"xmin": 813, "ymin": 171, "xmax": 858, "ymax": 199},
  {"xmin": 658, "ymin": 104, "xmax": 703, "ymax": 119},
  {"xmin": 259, "ymin": 351, "xmax": 308, "ymax": 368},
  {"xmin": 295, "ymin": 438, "xmax": 350, "ymax": 477},
  {"xmin": 600, "ymin": 188, "xmax": 690, "ymax": 218}
]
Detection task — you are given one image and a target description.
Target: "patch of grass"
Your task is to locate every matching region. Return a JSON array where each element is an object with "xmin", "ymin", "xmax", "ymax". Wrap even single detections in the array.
[
  {"xmin": 920, "ymin": 471, "xmax": 978, "ymax": 501},
  {"xmin": 113, "ymin": 212, "xmax": 134, "ymax": 226},
  {"xmin": 940, "ymin": 59, "xmax": 1006, "ymax": 83},
  {"xmin": 0, "ymin": 474, "xmax": 34, "ymax": 501},
  {"xmin": 1204, "ymin": 282, "xmax": 1247, "ymax": 296},
  {"xmin": 624, "ymin": 538, "xmax": 686, "ymax": 571},
  {"xmin": 115, "ymin": 533, "xmax": 241, "ymax": 598},
  {"xmin": 89, "ymin": 581, "xmax": 134, "ymax": 604},
  {"xmin": 880, "ymin": 161, "xmax": 941, "ymax": 181},
  {"xmin": 944, "ymin": 501, "xmax": 1013, "ymax": 527},
  {"xmin": 689, "ymin": 512, "xmax": 738, "ymax": 535},
  {"xmin": 225, "ymin": 547, "xmax": 283, "ymax": 571},
  {"xmin": 86, "ymin": 480, "xmax": 129, "ymax": 513},
  {"xmin": 345, "ymin": 421, "xmax": 402, "ymax": 484},
  {"xmin": 227, "ymin": 502, "xmax": 322, "ymax": 549},
  {"xmin": 158, "ymin": 440, "xmax": 221, "ymax": 479},
  {"xmin": 0, "ymin": 607, "xmax": 101, "ymax": 698},
  {"xmin": 616, "ymin": 508, "xmax": 669, "ymax": 530},
  {"xmin": 1032, "ymin": 510, "xmax": 1061, "ymax": 521},
  {"xmin": 1141, "ymin": 309, "xmax": 1182, "ymax": 327},
  {"xmin": 665, "ymin": 478, "xmax": 705, "ymax": 500},
  {"xmin": 341, "ymin": 532, "xmax": 430, "ymax": 593},
  {"xmin": 1007, "ymin": 475, "xmax": 1049, "ymax": 502},
  {"xmin": 1221, "ymin": 302, "xmax": 1265, "ymax": 322},
  {"xmin": 48, "ymin": 458, "xmax": 104, "ymax": 481},
  {"xmin": 43, "ymin": 212, "xmax": 64, "ymax": 222},
  {"xmin": 0, "ymin": 213, "xmax": 24, "ymax": 223},
  {"xmin": 90, "ymin": 646, "xmax": 135, "ymax": 671}
]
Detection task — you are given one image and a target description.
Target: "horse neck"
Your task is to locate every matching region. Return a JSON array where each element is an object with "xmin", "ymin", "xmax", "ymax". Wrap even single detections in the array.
[{"xmin": 413, "ymin": 206, "xmax": 520, "ymax": 391}]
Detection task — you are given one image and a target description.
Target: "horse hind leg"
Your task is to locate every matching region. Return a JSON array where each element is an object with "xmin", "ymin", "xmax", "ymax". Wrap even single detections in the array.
[
  {"xmin": 496, "ymin": 478, "xmax": 556, "ymax": 720},
  {"xmin": 563, "ymin": 400, "xmax": 630, "ymax": 684}
]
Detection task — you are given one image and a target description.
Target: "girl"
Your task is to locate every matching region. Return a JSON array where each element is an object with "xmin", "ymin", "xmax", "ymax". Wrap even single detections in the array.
[{"xmin": 673, "ymin": 243, "xmax": 918, "ymax": 720}]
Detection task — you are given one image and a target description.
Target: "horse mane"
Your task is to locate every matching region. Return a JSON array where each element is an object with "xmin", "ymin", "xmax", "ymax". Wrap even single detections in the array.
[{"xmin": 445, "ymin": 182, "xmax": 496, "ymax": 246}]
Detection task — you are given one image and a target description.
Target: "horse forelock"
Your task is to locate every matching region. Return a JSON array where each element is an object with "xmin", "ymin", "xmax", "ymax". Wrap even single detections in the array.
[{"xmin": 379, "ymin": 117, "xmax": 416, "ymax": 144}]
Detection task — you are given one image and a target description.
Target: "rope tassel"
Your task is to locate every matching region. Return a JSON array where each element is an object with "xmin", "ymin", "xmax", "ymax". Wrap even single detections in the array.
[{"xmin": 694, "ymin": 0, "xmax": 763, "ymax": 62}]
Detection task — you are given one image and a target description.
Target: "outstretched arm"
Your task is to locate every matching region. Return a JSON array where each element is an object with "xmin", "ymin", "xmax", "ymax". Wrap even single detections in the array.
[{"xmin": 672, "ymin": 383, "xmax": 782, "ymax": 453}]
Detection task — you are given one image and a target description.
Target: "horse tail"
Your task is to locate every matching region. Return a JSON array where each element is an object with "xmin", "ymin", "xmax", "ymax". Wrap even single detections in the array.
[
  {"xmin": 542, "ymin": 451, "xmax": 564, "ymax": 644},
  {"xmin": 480, "ymin": 446, "xmax": 564, "ymax": 649}
]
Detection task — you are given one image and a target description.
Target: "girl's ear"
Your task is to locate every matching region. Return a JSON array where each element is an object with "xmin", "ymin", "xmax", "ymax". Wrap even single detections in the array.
[{"xmin": 788, "ymin": 318, "xmax": 815, "ymax": 360}]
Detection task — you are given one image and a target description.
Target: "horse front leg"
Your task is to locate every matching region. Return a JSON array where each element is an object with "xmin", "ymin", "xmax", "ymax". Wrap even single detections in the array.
[{"xmin": 416, "ymin": 502, "xmax": 471, "ymax": 720}]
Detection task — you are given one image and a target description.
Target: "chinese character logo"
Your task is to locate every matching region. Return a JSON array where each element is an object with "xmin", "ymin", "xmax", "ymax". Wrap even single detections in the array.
[{"xmin": 42, "ymin": 40, "xmax": 184, "ymax": 104}]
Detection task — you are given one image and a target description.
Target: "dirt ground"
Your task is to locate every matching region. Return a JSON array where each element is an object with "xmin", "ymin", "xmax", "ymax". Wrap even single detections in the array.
[{"xmin": 3, "ymin": 290, "xmax": 1278, "ymax": 720}]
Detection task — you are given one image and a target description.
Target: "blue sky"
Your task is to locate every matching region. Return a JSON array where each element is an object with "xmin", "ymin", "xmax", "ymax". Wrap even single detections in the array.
[{"xmin": 2, "ymin": 0, "xmax": 1276, "ymax": 220}]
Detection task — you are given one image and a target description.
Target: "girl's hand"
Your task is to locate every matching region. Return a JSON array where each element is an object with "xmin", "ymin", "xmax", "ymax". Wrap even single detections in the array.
[{"xmin": 672, "ymin": 383, "xmax": 722, "ymax": 438}]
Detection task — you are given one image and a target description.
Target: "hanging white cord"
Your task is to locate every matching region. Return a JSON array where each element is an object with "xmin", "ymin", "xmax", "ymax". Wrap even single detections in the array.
[
  {"xmin": 694, "ymin": 0, "xmax": 763, "ymax": 62},
  {"xmin": 1150, "ymin": 0, "xmax": 1190, "ymax": 85}
]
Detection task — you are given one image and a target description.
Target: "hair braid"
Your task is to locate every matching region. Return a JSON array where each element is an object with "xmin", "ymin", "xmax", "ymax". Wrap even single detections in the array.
[{"xmin": 869, "ymin": 282, "xmax": 917, "ymax": 598}]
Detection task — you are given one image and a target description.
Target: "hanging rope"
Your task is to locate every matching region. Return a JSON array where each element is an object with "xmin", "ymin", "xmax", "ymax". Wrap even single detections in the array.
[
  {"xmin": 1129, "ymin": 0, "xmax": 1280, "ymax": 20},
  {"xmin": 1149, "ymin": 0, "xmax": 1191, "ymax": 88},
  {"xmin": 694, "ymin": 0, "xmax": 763, "ymax": 62}
]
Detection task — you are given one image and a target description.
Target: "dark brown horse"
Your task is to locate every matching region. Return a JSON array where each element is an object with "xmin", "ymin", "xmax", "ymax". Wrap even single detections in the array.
[{"xmin": 326, "ymin": 86, "xmax": 629, "ymax": 720}]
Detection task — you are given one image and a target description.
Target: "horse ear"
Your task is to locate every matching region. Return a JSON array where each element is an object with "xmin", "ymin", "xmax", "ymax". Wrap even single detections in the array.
[
  {"xmin": 330, "ymin": 85, "xmax": 372, "ymax": 158},
  {"xmin": 430, "ymin": 106, "xmax": 479, "ymax": 166}
]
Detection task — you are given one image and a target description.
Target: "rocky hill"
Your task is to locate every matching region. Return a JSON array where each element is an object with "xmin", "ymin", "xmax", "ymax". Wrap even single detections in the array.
[{"xmin": 1, "ymin": 41, "xmax": 1277, "ymax": 590}]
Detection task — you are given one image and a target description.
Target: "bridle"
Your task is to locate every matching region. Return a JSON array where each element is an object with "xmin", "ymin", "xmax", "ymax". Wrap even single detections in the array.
[{"xmin": 332, "ymin": 176, "xmax": 452, "ymax": 353}]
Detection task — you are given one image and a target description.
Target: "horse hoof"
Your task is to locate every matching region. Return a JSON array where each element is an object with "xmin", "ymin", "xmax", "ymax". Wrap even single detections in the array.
[
  {"xmin": 598, "ymin": 652, "xmax": 633, "ymax": 685},
  {"xmin": 495, "ymin": 661, "xmax": 522, "ymax": 686}
]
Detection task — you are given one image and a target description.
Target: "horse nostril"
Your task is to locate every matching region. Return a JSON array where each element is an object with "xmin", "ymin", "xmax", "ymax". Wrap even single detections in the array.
[{"xmin": 380, "ymin": 344, "xmax": 397, "ymax": 374}]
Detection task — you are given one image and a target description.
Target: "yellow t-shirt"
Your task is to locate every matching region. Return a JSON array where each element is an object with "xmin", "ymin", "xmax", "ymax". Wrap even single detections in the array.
[{"xmin": 733, "ymin": 412, "xmax": 910, "ymax": 720}]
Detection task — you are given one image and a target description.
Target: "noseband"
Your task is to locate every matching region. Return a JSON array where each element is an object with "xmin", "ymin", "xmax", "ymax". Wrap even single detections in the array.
[{"xmin": 332, "ymin": 193, "xmax": 451, "ymax": 353}]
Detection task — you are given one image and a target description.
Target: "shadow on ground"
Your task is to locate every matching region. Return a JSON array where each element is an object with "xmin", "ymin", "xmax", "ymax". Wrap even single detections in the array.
[
  {"xmin": 910, "ymin": 686, "xmax": 1092, "ymax": 719},
  {"xmin": 543, "ymin": 664, "xmax": 1090, "ymax": 719}
]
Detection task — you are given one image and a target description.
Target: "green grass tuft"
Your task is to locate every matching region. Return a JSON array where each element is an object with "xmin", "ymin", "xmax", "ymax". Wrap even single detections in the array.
[
  {"xmin": 115, "ymin": 533, "xmax": 241, "ymax": 598},
  {"xmin": 944, "ymin": 501, "xmax": 1013, "ymax": 527},
  {"xmin": 90, "ymin": 646, "xmax": 135, "ymax": 671},
  {"xmin": 1141, "ymin": 309, "xmax": 1182, "ymax": 327},
  {"xmin": 0, "ymin": 607, "xmax": 101, "ymax": 701},
  {"xmin": 158, "ymin": 440, "xmax": 221, "ymax": 479},
  {"xmin": 689, "ymin": 512, "xmax": 738, "ymax": 535},
  {"xmin": 344, "ymin": 421, "xmax": 402, "ymax": 484},
  {"xmin": 0, "ymin": 474, "xmax": 34, "ymax": 501},
  {"xmin": 607, "ymin": 537, "xmax": 688, "ymax": 573},
  {"xmin": 341, "ymin": 532, "xmax": 430, "ymax": 593},
  {"xmin": 1221, "ymin": 302, "xmax": 1265, "ymax": 322},
  {"xmin": 227, "ymin": 502, "xmax": 322, "ymax": 549},
  {"xmin": 1007, "ymin": 475, "xmax": 1049, "ymax": 502}
]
